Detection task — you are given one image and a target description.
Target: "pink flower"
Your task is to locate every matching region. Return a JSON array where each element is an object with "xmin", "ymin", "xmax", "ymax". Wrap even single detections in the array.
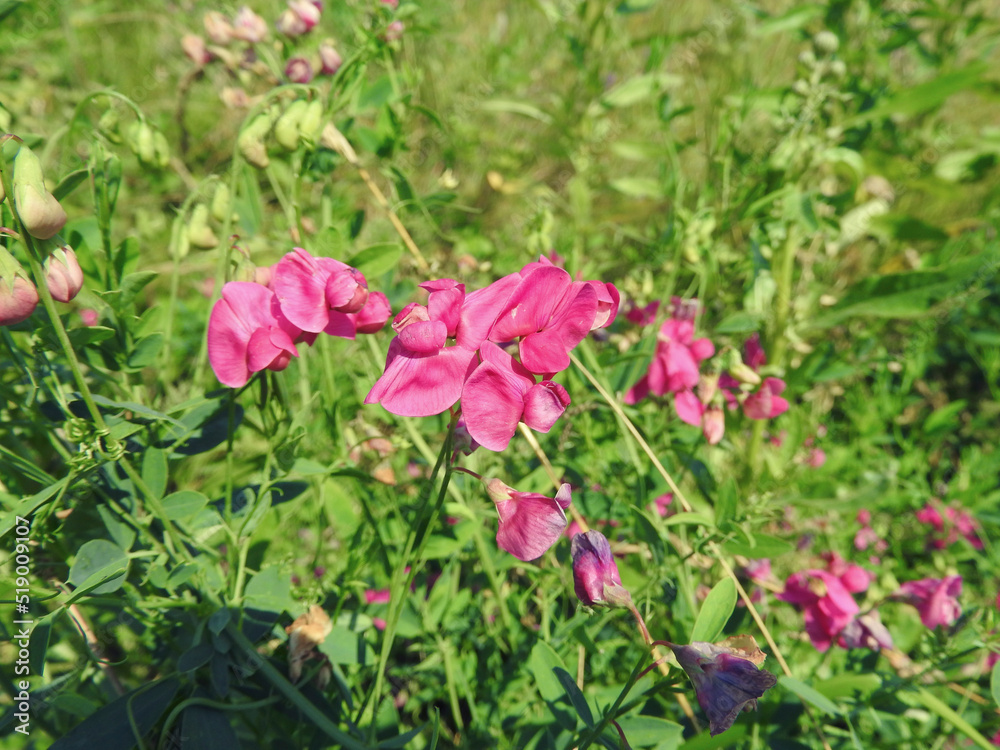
[
  {"xmin": 823, "ymin": 552, "xmax": 872, "ymax": 594},
  {"xmin": 743, "ymin": 333, "xmax": 766, "ymax": 371},
  {"xmin": 272, "ymin": 248, "xmax": 368, "ymax": 335},
  {"xmin": 669, "ymin": 637, "xmax": 777, "ymax": 737},
  {"xmin": 571, "ymin": 530, "xmax": 632, "ymax": 609},
  {"xmin": 776, "ymin": 570, "xmax": 859, "ymax": 652},
  {"xmin": 461, "ymin": 341, "xmax": 570, "ymax": 451},
  {"xmin": 805, "ymin": 447, "xmax": 826, "ymax": 467},
  {"xmin": 701, "ymin": 404, "xmax": 725, "ymax": 444},
  {"xmin": 318, "ymin": 42, "xmax": 342, "ymax": 75},
  {"xmin": 624, "ymin": 316, "xmax": 714, "ymax": 404},
  {"xmin": 365, "ymin": 275, "xmax": 519, "ymax": 417},
  {"xmin": 79, "ymin": 308, "xmax": 98, "ymax": 327},
  {"xmin": 654, "ymin": 492, "xmax": 673, "ymax": 517},
  {"xmin": 276, "ymin": 8, "xmax": 308, "ymax": 36},
  {"xmin": 488, "ymin": 265, "xmax": 600, "ymax": 375},
  {"xmin": 181, "ymin": 34, "xmax": 211, "ymax": 66},
  {"xmin": 837, "ymin": 610, "xmax": 894, "ymax": 651},
  {"xmin": 894, "ymin": 576, "xmax": 962, "ymax": 629},
  {"xmin": 352, "ymin": 291, "xmax": 391, "ymax": 334},
  {"xmin": 231, "ymin": 6, "xmax": 268, "ymax": 42},
  {"xmin": 742, "ymin": 377, "xmax": 789, "ymax": 420},
  {"xmin": 287, "ymin": 0, "xmax": 321, "ymax": 30},
  {"xmin": 744, "ymin": 559, "xmax": 771, "ymax": 585},
  {"xmin": 207, "ymin": 281, "xmax": 300, "ymax": 387},
  {"xmin": 44, "ymin": 246, "xmax": 84, "ymax": 303},
  {"xmin": 364, "ymin": 588, "xmax": 390, "ymax": 605},
  {"xmin": 383, "ymin": 20, "xmax": 404, "ymax": 41},
  {"xmin": 285, "ymin": 57, "xmax": 314, "ymax": 83},
  {"xmin": 625, "ymin": 299, "xmax": 660, "ymax": 327},
  {"xmin": 203, "ymin": 11, "xmax": 233, "ymax": 44},
  {"xmin": 0, "ymin": 275, "xmax": 38, "ymax": 326},
  {"xmin": 483, "ymin": 478, "xmax": 571, "ymax": 561}
]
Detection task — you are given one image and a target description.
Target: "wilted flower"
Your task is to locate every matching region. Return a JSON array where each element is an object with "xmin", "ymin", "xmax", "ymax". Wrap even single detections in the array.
[
  {"xmin": 893, "ymin": 575, "xmax": 962, "ymax": 629},
  {"xmin": 571, "ymin": 530, "xmax": 632, "ymax": 609},
  {"xmin": 837, "ymin": 610, "xmax": 894, "ymax": 651},
  {"xmin": 483, "ymin": 478, "xmax": 571, "ymax": 561},
  {"xmin": 285, "ymin": 605, "xmax": 332, "ymax": 684},
  {"xmin": 669, "ymin": 635, "xmax": 777, "ymax": 736}
]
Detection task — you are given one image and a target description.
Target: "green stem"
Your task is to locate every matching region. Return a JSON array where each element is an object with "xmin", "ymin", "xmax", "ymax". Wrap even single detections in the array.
[
  {"xmin": 770, "ymin": 225, "xmax": 798, "ymax": 371},
  {"xmin": 577, "ymin": 653, "xmax": 648, "ymax": 750},
  {"xmin": 225, "ymin": 622, "xmax": 368, "ymax": 749}
]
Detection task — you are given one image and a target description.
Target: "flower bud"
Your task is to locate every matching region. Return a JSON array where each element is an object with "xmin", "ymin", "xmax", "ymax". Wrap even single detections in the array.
[
  {"xmin": 701, "ymin": 405, "xmax": 725, "ymax": 445},
  {"xmin": 203, "ymin": 11, "xmax": 233, "ymax": 44},
  {"xmin": 276, "ymin": 8, "xmax": 308, "ymax": 37},
  {"xmin": 231, "ymin": 6, "xmax": 268, "ymax": 43},
  {"xmin": 44, "ymin": 245, "xmax": 84, "ymax": 303},
  {"xmin": 353, "ymin": 291, "xmax": 391, "ymax": 334},
  {"xmin": 182, "ymin": 34, "xmax": 211, "ymax": 66},
  {"xmin": 284, "ymin": 57, "xmax": 314, "ymax": 84},
  {"xmin": 571, "ymin": 530, "xmax": 633, "ymax": 609},
  {"xmin": 319, "ymin": 42, "xmax": 342, "ymax": 75},
  {"xmin": 0, "ymin": 248, "xmax": 38, "ymax": 325},
  {"xmin": 98, "ymin": 107, "xmax": 124, "ymax": 144},
  {"xmin": 288, "ymin": 0, "xmax": 321, "ymax": 30},
  {"xmin": 11, "ymin": 146, "xmax": 67, "ymax": 240},
  {"xmin": 298, "ymin": 99, "xmax": 325, "ymax": 148},
  {"xmin": 726, "ymin": 349, "xmax": 761, "ymax": 386},
  {"xmin": 812, "ymin": 30, "xmax": 839, "ymax": 55}
]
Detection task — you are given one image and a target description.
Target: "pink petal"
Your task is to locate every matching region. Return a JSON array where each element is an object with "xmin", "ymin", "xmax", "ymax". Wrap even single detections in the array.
[
  {"xmin": 397, "ymin": 319, "xmax": 448, "ymax": 354},
  {"xmin": 457, "ymin": 271, "xmax": 521, "ymax": 349},
  {"xmin": 523, "ymin": 381, "xmax": 570, "ymax": 433},
  {"xmin": 207, "ymin": 296, "xmax": 252, "ymax": 387},
  {"xmin": 324, "ymin": 311, "xmax": 357, "ymax": 339},
  {"xmin": 272, "ymin": 249, "xmax": 330, "ymax": 332},
  {"xmin": 518, "ymin": 282, "xmax": 597, "ymax": 374},
  {"xmin": 354, "ymin": 291, "xmax": 391, "ymax": 334},
  {"xmin": 365, "ymin": 340, "xmax": 476, "ymax": 417},
  {"xmin": 461, "ymin": 343, "xmax": 533, "ymax": 451},
  {"xmin": 495, "ymin": 493, "xmax": 568, "ymax": 561},
  {"xmin": 489, "ymin": 266, "xmax": 571, "ymax": 342},
  {"xmin": 690, "ymin": 337, "xmax": 715, "ymax": 362},
  {"xmin": 624, "ymin": 375, "xmax": 650, "ymax": 405},
  {"xmin": 588, "ymin": 281, "xmax": 620, "ymax": 330},
  {"xmin": 421, "ymin": 279, "xmax": 464, "ymax": 337},
  {"xmin": 674, "ymin": 389, "xmax": 704, "ymax": 426}
]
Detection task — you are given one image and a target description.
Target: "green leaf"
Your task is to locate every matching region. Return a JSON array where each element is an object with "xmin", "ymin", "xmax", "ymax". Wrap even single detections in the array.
[
  {"xmin": 162, "ymin": 490, "xmax": 209, "ymax": 521},
  {"xmin": 178, "ymin": 643, "xmax": 215, "ymax": 672},
  {"xmin": 117, "ymin": 270, "xmax": 158, "ymax": 308},
  {"xmin": 68, "ymin": 539, "xmax": 129, "ymax": 595},
  {"xmin": 480, "ymin": 99, "xmax": 553, "ymax": 124},
  {"xmin": 846, "ymin": 63, "xmax": 988, "ymax": 126},
  {"xmin": 553, "ymin": 667, "xmax": 594, "ymax": 727},
  {"xmin": 142, "ymin": 447, "xmax": 168, "ymax": 499},
  {"xmin": 914, "ymin": 687, "xmax": 995, "ymax": 750},
  {"xmin": 67, "ymin": 325, "xmax": 116, "ymax": 348},
  {"xmin": 924, "ymin": 400, "xmax": 967, "ymax": 434},
  {"xmin": 690, "ymin": 578, "xmax": 737, "ymax": 642},
  {"xmin": 610, "ymin": 177, "xmax": 663, "ymax": 198},
  {"xmin": 180, "ymin": 704, "xmax": 241, "ymax": 749},
  {"xmin": 29, "ymin": 611, "xmax": 57, "ymax": 677},
  {"xmin": 91, "ymin": 394, "xmax": 184, "ymax": 427},
  {"xmin": 615, "ymin": 715, "xmax": 684, "ymax": 748},
  {"xmin": 350, "ymin": 242, "xmax": 403, "ymax": 278},
  {"xmin": 244, "ymin": 566, "xmax": 294, "ymax": 615},
  {"xmin": 780, "ymin": 676, "xmax": 841, "ymax": 716},
  {"xmin": 714, "ymin": 479, "xmax": 738, "ymax": 529},
  {"xmin": 358, "ymin": 75, "xmax": 396, "ymax": 110},
  {"xmin": 0, "ymin": 478, "xmax": 70, "ymax": 538},
  {"xmin": 319, "ymin": 626, "xmax": 373, "ymax": 665},
  {"xmin": 601, "ymin": 74, "xmax": 663, "ymax": 109},
  {"xmin": 722, "ymin": 534, "xmax": 793, "ymax": 559},
  {"xmin": 754, "ymin": 4, "xmax": 824, "ymax": 36},
  {"xmin": 661, "ymin": 512, "xmax": 715, "ymax": 528},
  {"xmin": 814, "ymin": 673, "xmax": 881, "ymax": 700},
  {"xmin": 127, "ymin": 333, "xmax": 164, "ymax": 369},
  {"xmin": 50, "ymin": 678, "xmax": 180, "ymax": 750},
  {"xmin": 528, "ymin": 641, "xmax": 568, "ymax": 703},
  {"xmin": 52, "ymin": 168, "xmax": 89, "ymax": 201},
  {"xmin": 714, "ymin": 312, "xmax": 760, "ymax": 334}
]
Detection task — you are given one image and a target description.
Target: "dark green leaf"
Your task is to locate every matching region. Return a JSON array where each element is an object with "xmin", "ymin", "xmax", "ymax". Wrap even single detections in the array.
[
  {"xmin": 52, "ymin": 168, "xmax": 89, "ymax": 201},
  {"xmin": 127, "ymin": 333, "xmax": 163, "ymax": 369},
  {"xmin": 615, "ymin": 715, "xmax": 684, "ymax": 747},
  {"xmin": 68, "ymin": 539, "xmax": 129, "ymax": 595},
  {"xmin": 350, "ymin": 242, "xmax": 403, "ymax": 278},
  {"xmin": 178, "ymin": 643, "xmax": 215, "ymax": 673},
  {"xmin": 553, "ymin": 667, "xmax": 594, "ymax": 727},
  {"xmin": 244, "ymin": 566, "xmax": 294, "ymax": 615},
  {"xmin": 180, "ymin": 704, "xmax": 241, "ymax": 749},
  {"xmin": 142, "ymin": 447, "xmax": 168, "ymax": 499}
]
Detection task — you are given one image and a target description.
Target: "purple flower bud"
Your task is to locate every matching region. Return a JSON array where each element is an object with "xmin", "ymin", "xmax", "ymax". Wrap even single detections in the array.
[{"xmin": 571, "ymin": 530, "xmax": 633, "ymax": 609}]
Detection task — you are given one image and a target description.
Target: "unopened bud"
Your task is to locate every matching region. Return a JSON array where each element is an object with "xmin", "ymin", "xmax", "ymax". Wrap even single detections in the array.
[
  {"xmin": 701, "ymin": 406, "xmax": 725, "ymax": 445},
  {"xmin": 11, "ymin": 146, "xmax": 67, "ymax": 240},
  {"xmin": 203, "ymin": 11, "xmax": 233, "ymax": 44},
  {"xmin": 571, "ymin": 531, "xmax": 633, "ymax": 609},
  {"xmin": 231, "ymin": 6, "xmax": 268, "ymax": 43},
  {"xmin": 44, "ymin": 245, "xmax": 84, "ymax": 303},
  {"xmin": 319, "ymin": 42, "xmax": 342, "ymax": 75},
  {"xmin": 98, "ymin": 108, "xmax": 124, "ymax": 144},
  {"xmin": 0, "ymin": 247, "xmax": 39, "ymax": 325},
  {"xmin": 284, "ymin": 57, "xmax": 314, "ymax": 84},
  {"xmin": 813, "ymin": 30, "xmax": 839, "ymax": 55},
  {"xmin": 299, "ymin": 99, "xmax": 324, "ymax": 148},
  {"xmin": 238, "ymin": 109, "xmax": 276, "ymax": 168}
]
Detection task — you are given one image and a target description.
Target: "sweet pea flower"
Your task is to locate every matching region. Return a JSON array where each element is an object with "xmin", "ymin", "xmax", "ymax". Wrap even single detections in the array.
[
  {"xmin": 668, "ymin": 635, "xmax": 777, "ymax": 736},
  {"xmin": 207, "ymin": 281, "xmax": 300, "ymax": 387},
  {"xmin": 837, "ymin": 610, "xmax": 894, "ymax": 651},
  {"xmin": 0, "ymin": 274, "xmax": 39, "ymax": 326},
  {"xmin": 893, "ymin": 575, "xmax": 962, "ymax": 629},
  {"xmin": 625, "ymin": 299, "xmax": 659, "ymax": 327},
  {"xmin": 276, "ymin": 8, "xmax": 309, "ymax": 36},
  {"xmin": 624, "ymin": 315, "xmax": 714, "ymax": 404},
  {"xmin": 483, "ymin": 477, "xmax": 571, "ymax": 561},
  {"xmin": 742, "ymin": 377, "xmax": 789, "ymax": 420},
  {"xmin": 203, "ymin": 11, "xmax": 233, "ymax": 44},
  {"xmin": 571, "ymin": 530, "xmax": 633, "ymax": 609},
  {"xmin": 776, "ymin": 569, "xmax": 859, "ymax": 652},
  {"xmin": 272, "ymin": 247, "xmax": 368, "ymax": 335},
  {"xmin": 461, "ymin": 341, "xmax": 570, "ymax": 451},
  {"xmin": 365, "ymin": 274, "xmax": 519, "ymax": 417},
  {"xmin": 288, "ymin": 0, "xmax": 322, "ymax": 30},
  {"xmin": 318, "ymin": 41, "xmax": 342, "ymax": 75},
  {"xmin": 285, "ymin": 57, "xmax": 314, "ymax": 83},
  {"xmin": 488, "ymin": 264, "xmax": 600, "ymax": 375}
]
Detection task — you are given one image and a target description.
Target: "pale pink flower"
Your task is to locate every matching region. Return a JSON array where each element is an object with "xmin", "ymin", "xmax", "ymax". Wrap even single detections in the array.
[
  {"xmin": 484, "ymin": 478, "xmax": 571, "ymax": 561},
  {"xmin": 288, "ymin": 0, "xmax": 321, "ymax": 30},
  {"xmin": 285, "ymin": 57, "xmax": 314, "ymax": 83},
  {"xmin": 318, "ymin": 42, "xmax": 342, "ymax": 75},
  {"xmin": 181, "ymin": 34, "xmax": 211, "ymax": 65},
  {"xmin": 231, "ymin": 6, "xmax": 269, "ymax": 42},
  {"xmin": 203, "ymin": 11, "xmax": 233, "ymax": 44}
]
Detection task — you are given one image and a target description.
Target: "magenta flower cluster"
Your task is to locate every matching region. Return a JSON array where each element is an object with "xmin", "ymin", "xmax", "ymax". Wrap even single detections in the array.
[
  {"xmin": 365, "ymin": 256, "xmax": 619, "ymax": 452},
  {"xmin": 624, "ymin": 302, "xmax": 789, "ymax": 444},
  {"xmin": 207, "ymin": 247, "xmax": 390, "ymax": 388}
]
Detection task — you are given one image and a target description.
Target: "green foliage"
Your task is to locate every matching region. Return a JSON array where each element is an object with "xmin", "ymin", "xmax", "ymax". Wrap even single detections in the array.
[{"xmin": 1, "ymin": 0, "xmax": 999, "ymax": 748}]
